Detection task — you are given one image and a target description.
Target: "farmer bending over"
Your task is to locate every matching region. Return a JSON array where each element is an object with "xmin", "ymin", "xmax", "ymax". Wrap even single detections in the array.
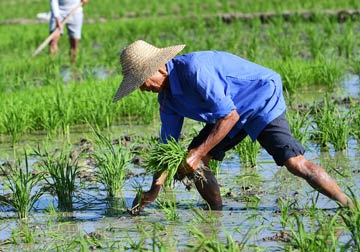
[
  {"xmin": 113, "ymin": 40, "xmax": 352, "ymax": 214},
  {"xmin": 49, "ymin": 0, "xmax": 88, "ymax": 63}
]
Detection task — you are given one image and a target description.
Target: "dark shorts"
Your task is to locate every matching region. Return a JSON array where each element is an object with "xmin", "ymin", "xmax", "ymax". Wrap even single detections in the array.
[{"xmin": 188, "ymin": 112, "xmax": 305, "ymax": 166}]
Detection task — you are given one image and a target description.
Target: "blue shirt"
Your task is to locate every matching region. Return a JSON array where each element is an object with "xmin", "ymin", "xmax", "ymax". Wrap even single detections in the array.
[{"xmin": 159, "ymin": 51, "xmax": 286, "ymax": 143}]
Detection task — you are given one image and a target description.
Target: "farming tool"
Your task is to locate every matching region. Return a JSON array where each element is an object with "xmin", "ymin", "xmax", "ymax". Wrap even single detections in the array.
[{"xmin": 31, "ymin": 2, "xmax": 83, "ymax": 57}]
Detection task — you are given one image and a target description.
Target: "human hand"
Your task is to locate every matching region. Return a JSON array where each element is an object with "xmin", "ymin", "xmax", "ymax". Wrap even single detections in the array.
[
  {"xmin": 128, "ymin": 172, "xmax": 164, "ymax": 216},
  {"xmin": 185, "ymin": 148, "xmax": 204, "ymax": 172},
  {"xmin": 177, "ymin": 163, "xmax": 193, "ymax": 176},
  {"xmin": 81, "ymin": 0, "xmax": 89, "ymax": 5},
  {"xmin": 128, "ymin": 190, "xmax": 158, "ymax": 216},
  {"xmin": 55, "ymin": 17, "xmax": 63, "ymax": 31}
]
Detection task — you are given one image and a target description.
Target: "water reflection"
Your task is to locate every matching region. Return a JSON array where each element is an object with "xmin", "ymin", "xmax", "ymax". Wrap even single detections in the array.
[
  {"xmin": 342, "ymin": 74, "xmax": 360, "ymax": 98},
  {"xmin": 60, "ymin": 66, "xmax": 113, "ymax": 83}
]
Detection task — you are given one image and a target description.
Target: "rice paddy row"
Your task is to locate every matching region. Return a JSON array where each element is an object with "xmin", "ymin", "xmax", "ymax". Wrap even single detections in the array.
[
  {"xmin": 0, "ymin": 126, "xmax": 359, "ymax": 251},
  {"xmin": 2, "ymin": 0, "xmax": 360, "ymax": 22},
  {"xmin": 0, "ymin": 16, "xmax": 359, "ymax": 144}
]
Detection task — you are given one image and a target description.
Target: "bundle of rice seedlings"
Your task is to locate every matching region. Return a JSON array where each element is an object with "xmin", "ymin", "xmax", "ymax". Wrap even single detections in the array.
[
  {"xmin": 144, "ymin": 138, "xmax": 208, "ymax": 188},
  {"xmin": 144, "ymin": 138, "xmax": 187, "ymax": 188}
]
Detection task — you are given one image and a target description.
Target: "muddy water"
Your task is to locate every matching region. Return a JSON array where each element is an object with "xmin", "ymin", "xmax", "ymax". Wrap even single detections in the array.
[{"xmin": 0, "ymin": 75, "xmax": 359, "ymax": 251}]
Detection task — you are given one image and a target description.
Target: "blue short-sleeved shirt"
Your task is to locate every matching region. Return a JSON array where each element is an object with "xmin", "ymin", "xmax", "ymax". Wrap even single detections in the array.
[{"xmin": 159, "ymin": 51, "xmax": 286, "ymax": 143}]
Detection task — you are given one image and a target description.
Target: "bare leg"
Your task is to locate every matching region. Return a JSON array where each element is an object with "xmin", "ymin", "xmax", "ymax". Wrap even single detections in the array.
[
  {"xmin": 49, "ymin": 32, "xmax": 61, "ymax": 55},
  {"xmin": 191, "ymin": 155, "xmax": 222, "ymax": 210},
  {"xmin": 69, "ymin": 37, "xmax": 79, "ymax": 63},
  {"xmin": 194, "ymin": 167, "xmax": 223, "ymax": 210},
  {"xmin": 284, "ymin": 155, "xmax": 351, "ymax": 207}
]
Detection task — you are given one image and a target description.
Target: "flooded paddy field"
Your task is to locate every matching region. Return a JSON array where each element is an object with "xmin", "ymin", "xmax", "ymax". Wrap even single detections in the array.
[
  {"xmin": 0, "ymin": 134, "xmax": 359, "ymax": 251},
  {"xmin": 0, "ymin": 0, "xmax": 360, "ymax": 250},
  {"xmin": 0, "ymin": 75, "xmax": 359, "ymax": 251}
]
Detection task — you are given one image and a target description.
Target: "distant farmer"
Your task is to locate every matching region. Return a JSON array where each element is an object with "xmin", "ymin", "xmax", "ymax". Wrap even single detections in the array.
[
  {"xmin": 113, "ymin": 40, "xmax": 352, "ymax": 214},
  {"xmin": 49, "ymin": 0, "xmax": 88, "ymax": 63}
]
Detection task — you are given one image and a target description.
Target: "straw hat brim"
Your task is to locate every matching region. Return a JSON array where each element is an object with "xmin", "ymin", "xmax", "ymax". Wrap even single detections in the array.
[{"xmin": 113, "ymin": 44, "xmax": 185, "ymax": 102}]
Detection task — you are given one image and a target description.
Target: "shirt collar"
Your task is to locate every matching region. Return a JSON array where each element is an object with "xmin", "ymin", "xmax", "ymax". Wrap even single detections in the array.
[{"xmin": 166, "ymin": 60, "xmax": 183, "ymax": 95}]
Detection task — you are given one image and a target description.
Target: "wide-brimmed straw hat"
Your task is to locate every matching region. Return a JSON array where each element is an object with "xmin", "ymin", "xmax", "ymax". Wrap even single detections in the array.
[{"xmin": 112, "ymin": 40, "xmax": 185, "ymax": 102}]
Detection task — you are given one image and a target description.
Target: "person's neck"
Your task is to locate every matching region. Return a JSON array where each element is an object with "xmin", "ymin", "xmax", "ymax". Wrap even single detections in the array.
[{"xmin": 162, "ymin": 76, "xmax": 170, "ymax": 89}]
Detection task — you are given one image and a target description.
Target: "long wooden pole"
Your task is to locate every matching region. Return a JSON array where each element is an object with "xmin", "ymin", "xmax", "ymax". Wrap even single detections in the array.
[{"xmin": 32, "ymin": 2, "xmax": 83, "ymax": 58}]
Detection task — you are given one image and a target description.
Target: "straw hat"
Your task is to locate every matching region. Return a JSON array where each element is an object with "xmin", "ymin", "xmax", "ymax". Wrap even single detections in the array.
[{"xmin": 112, "ymin": 40, "xmax": 185, "ymax": 102}]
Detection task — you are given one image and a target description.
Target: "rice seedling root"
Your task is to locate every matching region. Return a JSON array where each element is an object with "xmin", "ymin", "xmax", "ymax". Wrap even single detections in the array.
[{"xmin": 175, "ymin": 161, "xmax": 209, "ymax": 189}]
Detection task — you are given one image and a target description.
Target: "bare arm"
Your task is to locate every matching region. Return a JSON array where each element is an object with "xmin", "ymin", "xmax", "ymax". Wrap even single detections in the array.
[
  {"xmin": 129, "ymin": 170, "xmax": 168, "ymax": 215},
  {"xmin": 186, "ymin": 109, "xmax": 240, "ymax": 171},
  {"xmin": 130, "ymin": 109, "xmax": 239, "ymax": 215}
]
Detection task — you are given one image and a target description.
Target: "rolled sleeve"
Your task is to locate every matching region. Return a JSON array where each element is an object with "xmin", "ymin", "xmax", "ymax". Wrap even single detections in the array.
[{"xmin": 210, "ymin": 95, "xmax": 236, "ymax": 118}]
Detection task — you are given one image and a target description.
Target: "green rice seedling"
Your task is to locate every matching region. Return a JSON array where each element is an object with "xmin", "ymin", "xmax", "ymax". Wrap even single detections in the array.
[
  {"xmin": 91, "ymin": 128, "xmax": 132, "ymax": 198},
  {"xmin": 234, "ymin": 136, "xmax": 260, "ymax": 168},
  {"xmin": 80, "ymin": 80, "xmax": 118, "ymax": 129},
  {"xmin": 337, "ymin": 22, "xmax": 356, "ymax": 59},
  {"xmin": 116, "ymin": 90, "xmax": 159, "ymax": 124},
  {"xmin": 234, "ymin": 169, "xmax": 262, "ymax": 208},
  {"xmin": 53, "ymin": 85, "xmax": 74, "ymax": 135},
  {"xmin": 277, "ymin": 197, "xmax": 292, "ymax": 230},
  {"xmin": 350, "ymin": 103, "xmax": 360, "ymax": 141},
  {"xmin": 307, "ymin": 27, "xmax": 326, "ymax": 59},
  {"xmin": 311, "ymin": 98, "xmax": 334, "ymax": 149},
  {"xmin": 2, "ymin": 100, "xmax": 32, "ymax": 144},
  {"xmin": 349, "ymin": 57, "xmax": 360, "ymax": 76},
  {"xmin": 44, "ymin": 201, "xmax": 58, "ymax": 218},
  {"xmin": 286, "ymin": 212, "xmax": 340, "ymax": 251},
  {"xmin": 312, "ymin": 97, "xmax": 350, "ymax": 151},
  {"xmin": 133, "ymin": 222, "xmax": 176, "ymax": 251},
  {"xmin": 143, "ymin": 138, "xmax": 187, "ymax": 188},
  {"xmin": 277, "ymin": 60, "xmax": 304, "ymax": 94},
  {"xmin": 104, "ymin": 197, "xmax": 127, "ymax": 217},
  {"xmin": 156, "ymin": 198, "xmax": 179, "ymax": 221},
  {"xmin": 338, "ymin": 189, "xmax": 360, "ymax": 251},
  {"xmin": 150, "ymin": 223, "xmax": 177, "ymax": 251},
  {"xmin": 11, "ymin": 222, "xmax": 35, "ymax": 244},
  {"xmin": 286, "ymin": 109, "xmax": 311, "ymax": 146},
  {"xmin": 273, "ymin": 36, "xmax": 297, "ymax": 62},
  {"xmin": 48, "ymin": 231, "xmax": 91, "ymax": 252},
  {"xmin": 33, "ymin": 146, "xmax": 80, "ymax": 211},
  {"xmin": 186, "ymin": 226, "xmax": 231, "ymax": 252},
  {"xmin": 128, "ymin": 180, "xmax": 146, "ymax": 215},
  {"xmin": 124, "ymin": 232, "xmax": 146, "ymax": 251},
  {"xmin": 190, "ymin": 206, "xmax": 218, "ymax": 225},
  {"xmin": 328, "ymin": 113, "xmax": 350, "ymax": 152},
  {"xmin": 235, "ymin": 168, "xmax": 262, "ymax": 190},
  {"xmin": 208, "ymin": 159, "xmax": 221, "ymax": 178},
  {"xmin": 0, "ymin": 151, "xmax": 44, "ymax": 219},
  {"xmin": 187, "ymin": 212, "xmax": 265, "ymax": 251},
  {"xmin": 83, "ymin": 231, "xmax": 104, "ymax": 250},
  {"xmin": 312, "ymin": 56, "xmax": 344, "ymax": 89}
]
